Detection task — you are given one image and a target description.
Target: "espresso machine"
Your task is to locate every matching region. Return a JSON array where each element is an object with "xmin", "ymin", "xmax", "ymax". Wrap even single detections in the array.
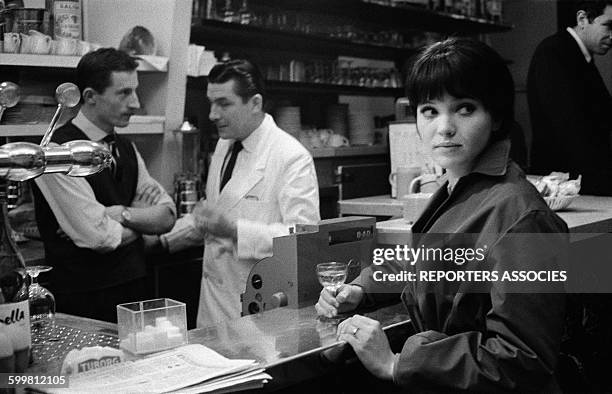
[{"xmin": 241, "ymin": 216, "xmax": 376, "ymax": 316}]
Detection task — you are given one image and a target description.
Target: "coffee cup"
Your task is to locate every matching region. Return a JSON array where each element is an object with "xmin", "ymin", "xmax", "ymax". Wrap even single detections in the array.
[
  {"xmin": 409, "ymin": 173, "xmax": 441, "ymax": 194},
  {"xmin": 389, "ymin": 166, "xmax": 421, "ymax": 199},
  {"xmin": 4, "ymin": 32, "xmax": 21, "ymax": 53},
  {"xmin": 77, "ymin": 40, "xmax": 90, "ymax": 55},
  {"xmin": 328, "ymin": 133, "xmax": 349, "ymax": 148},
  {"xmin": 54, "ymin": 37, "xmax": 78, "ymax": 56},
  {"xmin": 19, "ymin": 33, "xmax": 32, "ymax": 53},
  {"xmin": 29, "ymin": 32, "xmax": 52, "ymax": 54},
  {"xmin": 403, "ymin": 193, "xmax": 432, "ymax": 223}
]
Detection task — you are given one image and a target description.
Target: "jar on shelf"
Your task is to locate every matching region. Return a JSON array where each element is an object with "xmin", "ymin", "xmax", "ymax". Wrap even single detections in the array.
[{"xmin": 53, "ymin": 0, "xmax": 82, "ymax": 39}]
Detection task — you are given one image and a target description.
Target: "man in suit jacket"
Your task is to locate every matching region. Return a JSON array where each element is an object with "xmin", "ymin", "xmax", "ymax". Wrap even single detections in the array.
[
  {"xmin": 33, "ymin": 48, "xmax": 176, "ymax": 322},
  {"xmin": 160, "ymin": 60, "xmax": 320, "ymax": 326},
  {"xmin": 527, "ymin": 0, "xmax": 612, "ymax": 195}
]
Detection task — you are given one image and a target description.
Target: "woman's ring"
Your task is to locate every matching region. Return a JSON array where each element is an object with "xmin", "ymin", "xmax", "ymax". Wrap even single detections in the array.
[{"xmin": 352, "ymin": 327, "xmax": 359, "ymax": 336}]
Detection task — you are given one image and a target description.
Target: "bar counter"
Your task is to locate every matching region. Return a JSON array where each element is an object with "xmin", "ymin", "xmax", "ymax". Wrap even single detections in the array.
[
  {"xmin": 340, "ymin": 195, "xmax": 612, "ymax": 233},
  {"xmin": 27, "ymin": 303, "xmax": 413, "ymax": 391}
]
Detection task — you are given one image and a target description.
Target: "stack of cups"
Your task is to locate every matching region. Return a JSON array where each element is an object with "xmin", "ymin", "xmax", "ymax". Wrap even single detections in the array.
[
  {"xmin": 275, "ymin": 106, "xmax": 302, "ymax": 138},
  {"xmin": 348, "ymin": 111, "xmax": 374, "ymax": 145},
  {"xmin": 325, "ymin": 104, "xmax": 349, "ymax": 137}
]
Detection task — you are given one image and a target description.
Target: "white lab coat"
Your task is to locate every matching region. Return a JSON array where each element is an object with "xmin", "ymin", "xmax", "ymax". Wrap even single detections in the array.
[{"xmin": 198, "ymin": 114, "xmax": 320, "ymax": 326}]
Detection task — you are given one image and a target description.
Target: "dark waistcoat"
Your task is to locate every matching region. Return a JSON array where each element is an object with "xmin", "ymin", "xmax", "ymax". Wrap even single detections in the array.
[{"xmin": 32, "ymin": 122, "xmax": 146, "ymax": 292}]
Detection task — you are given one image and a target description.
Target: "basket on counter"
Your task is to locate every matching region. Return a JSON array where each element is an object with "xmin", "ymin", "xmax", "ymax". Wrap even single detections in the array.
[{"xmin": 544, "ymin": 195, "xmax": 578, "ymax": 211}]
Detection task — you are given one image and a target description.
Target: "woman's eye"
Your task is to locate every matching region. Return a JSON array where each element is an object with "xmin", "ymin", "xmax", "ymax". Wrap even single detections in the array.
[
  {"xmin": 419, "ymin": 106, "xmax": 436, "ymax": 117},
  {"xmin": 457, "ymin": 103, "xmax": 476, "ymax": 115}
]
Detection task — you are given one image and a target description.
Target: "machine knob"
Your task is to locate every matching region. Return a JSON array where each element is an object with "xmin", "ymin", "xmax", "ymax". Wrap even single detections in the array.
[
  {"xmin": 251, "ymin": 274, "xmax": 263, "ymax": 290},
  {"xmin": 271, "ymin": 292, "xmax": 288, "ymax": 308}
]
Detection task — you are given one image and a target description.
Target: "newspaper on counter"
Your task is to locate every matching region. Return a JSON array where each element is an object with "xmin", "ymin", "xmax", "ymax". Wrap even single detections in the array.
[{"xmin": 47, "ymin": 344, "xmax": 271, "ymax": 393}]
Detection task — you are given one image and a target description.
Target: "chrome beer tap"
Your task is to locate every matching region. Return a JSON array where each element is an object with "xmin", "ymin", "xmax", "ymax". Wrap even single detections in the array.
[
  {"xmin": 0, "ymin": 82, "xmax": 112, "ymax": 181},
  {"xmin": 39, "ymin": 82, "xmax": 81, "ymax": 147}
]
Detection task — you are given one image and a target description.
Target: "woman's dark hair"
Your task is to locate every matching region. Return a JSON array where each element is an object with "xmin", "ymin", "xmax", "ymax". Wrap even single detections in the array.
[
  {"xmin": 406, "ymin": 37, "xmax": 515, "ymax": 142},
  {"xmin": 208, "ymin": 59, "xmax": 266, "ymax": 104},
  {"xmin": 76, "ymin": 48, "xmax": 138, "ymax": 95}
]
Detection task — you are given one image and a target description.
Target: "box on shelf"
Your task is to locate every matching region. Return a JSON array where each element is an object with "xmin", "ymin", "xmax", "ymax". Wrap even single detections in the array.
[{"xmin": 117, "ymin": 298, "xmax": 187, "ymax": 355}]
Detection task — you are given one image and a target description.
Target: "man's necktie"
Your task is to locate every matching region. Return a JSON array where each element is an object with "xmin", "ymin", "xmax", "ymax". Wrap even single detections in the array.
[
  {"xmin": 103, "ymin": 133, "xmax": 120, "ymax": 178},
  {"xmin": 220, "ymin": 141, "xmax": 243, "ymax": 192}
]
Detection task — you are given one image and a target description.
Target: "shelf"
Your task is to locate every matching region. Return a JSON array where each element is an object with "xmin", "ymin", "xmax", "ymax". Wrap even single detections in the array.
[
  {"xmin": 241, "ymin": 0, "xmax": 512, "ymax": 35},
  {"xmin": 0, "ymin": 54, "xmax": 169, "ymax": 72},
  {"xmin": 267, "ymin": 81, "xmax": 403, "ymax": 97},
  {"xmin": 192, "ymin": 19, "xmax": 415, "ymax": 60},
  {"xmin": 0, "ymin": 115, "xmax": 165, "ymax": 137},
  {"xmin": 309, "ymin": 145, "xmax": 388, "ymax": 158},
  {"xmin": 187, "ymin": 76, "xmax": 402, "ymax": 97}
]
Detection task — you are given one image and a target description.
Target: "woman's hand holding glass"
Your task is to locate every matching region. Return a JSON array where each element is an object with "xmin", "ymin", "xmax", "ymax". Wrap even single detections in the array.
[{"xmin": 315, "ymin": 284, "xmax": 364, "ymax": 318}]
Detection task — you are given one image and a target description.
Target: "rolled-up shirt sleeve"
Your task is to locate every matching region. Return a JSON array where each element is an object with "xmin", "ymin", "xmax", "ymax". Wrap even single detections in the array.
[{"xmin": 34, "ymin": 174, "xmax": 122, "ymax": 252}]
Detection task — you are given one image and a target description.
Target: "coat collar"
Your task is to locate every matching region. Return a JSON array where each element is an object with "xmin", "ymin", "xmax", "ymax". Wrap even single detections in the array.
[
  {"xmin": 239, "ymin": 113, "xmax": 270, "ymax": 153},
  {"xmin": 438, "ymin": 139, "xmax": 510, "ymax": 186},
  {"xmin": 211, "ymin": 114, "xmax": 276, "ymax": 210}
]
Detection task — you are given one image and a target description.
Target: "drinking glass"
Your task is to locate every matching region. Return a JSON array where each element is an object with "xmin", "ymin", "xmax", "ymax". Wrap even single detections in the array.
[
  {"xmin": 315, "ymin": 260, "xmax": 360, "ymax": 323},
  {"xmin": 316, "ymin": 262, "xmax": 348, "ymax": 295},
  {"xmin": 26, "ymin": 265, "xmax": 56, "ymax": 344},
  {"xmin": 316, "ymin": 260, "xmax": 360, "ymax": 295}
]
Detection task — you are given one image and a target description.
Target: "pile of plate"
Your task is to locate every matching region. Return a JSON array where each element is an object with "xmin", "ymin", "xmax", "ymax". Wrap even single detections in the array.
[
  {"xmin": 349, "ymin": 111, "xmax": 374, "ymax": 145},
  {"xmin": 325, "ymin": 104, "xmax": 349, "ymax": 137},
  {"xmin": 275, "ymin": 106, "xmax": 302, "ymax": 138}
]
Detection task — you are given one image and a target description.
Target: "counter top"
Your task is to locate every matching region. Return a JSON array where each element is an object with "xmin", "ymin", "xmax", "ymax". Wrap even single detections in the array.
[
  {"xmin": 28, "ymin": 303, "xmax": 412, "ymax": 390},
  {"xmin": 189, "ymin": 303, "xmax": 410, "ymax": 370},
  {"xmin": 341, "ymin": 194, "xmax": 612, "ymax": 235},
  {"xmin": 308, "ymin": 145, "xmax": 388, "ymax": 158}
]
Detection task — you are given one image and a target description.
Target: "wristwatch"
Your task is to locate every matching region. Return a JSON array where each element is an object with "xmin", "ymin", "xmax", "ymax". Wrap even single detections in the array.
[{"xmin": 120, "ymin": 207, "xmax": 132, "ymax": 225}]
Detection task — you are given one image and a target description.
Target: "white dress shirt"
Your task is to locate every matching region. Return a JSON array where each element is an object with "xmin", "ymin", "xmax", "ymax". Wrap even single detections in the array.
[
  {"xmin": 567, "ymin": 26, "xmax": 592, "ymax": 63},
  {"xmin": 34, "ymin": 111, "xmax": 175, "ymax": 252}
]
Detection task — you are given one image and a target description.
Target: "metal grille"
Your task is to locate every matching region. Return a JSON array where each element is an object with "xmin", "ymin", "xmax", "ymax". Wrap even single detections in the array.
[{"xmin": 31, "ymin": 323, "xmax": 119, "ymax": 364}]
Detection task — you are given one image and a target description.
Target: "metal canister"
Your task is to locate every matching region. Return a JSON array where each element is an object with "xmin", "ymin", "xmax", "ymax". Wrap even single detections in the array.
[{"xmin": 174, "ymin": 175, "xmax": 201, "ymax": 217}]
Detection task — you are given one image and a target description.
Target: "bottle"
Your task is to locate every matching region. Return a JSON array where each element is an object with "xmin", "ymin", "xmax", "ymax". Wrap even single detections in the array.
[
  {"xmin": 0, "ymin": 331, "xmax": 15, "ymax": 373},
  {"xmin": 53, "ymin": 0, "xmax": 82, "ymax": 39},
  {"xmin": 0, "ymin": 180, "xmax": 30, "ymax": 373},
  {"xmin": 443, "ymin": 0, "xmax": 454, "ymax": 13},
  {"xmin": 222, "ymin": 0, "xmax": 236, "ymax": 23},
  {"xmin": 238, "ymin": 0, "xmax": 251, "ymax": 25},
  {"xmin": 487, "ymin": 0, "xmax": 502, "ymax": 22}
]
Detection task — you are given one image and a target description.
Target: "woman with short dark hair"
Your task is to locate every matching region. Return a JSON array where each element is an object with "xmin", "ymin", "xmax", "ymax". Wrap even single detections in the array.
[{"xmin": 316, "ymin": 38, "xmax": 568, "ymax": 392}]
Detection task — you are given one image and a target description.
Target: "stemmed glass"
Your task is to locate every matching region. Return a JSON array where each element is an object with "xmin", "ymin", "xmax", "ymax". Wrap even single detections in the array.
[
  {"xmin": 316, "ymin": 262, "xmax": 349, "ymax": 296},
  {"xmin": 26, "ymin": 265, "xmax": 56, "ymax": 344},
  {"xmin": 315, "ymin": 260, "xmax": 360, "ymax": 323}
]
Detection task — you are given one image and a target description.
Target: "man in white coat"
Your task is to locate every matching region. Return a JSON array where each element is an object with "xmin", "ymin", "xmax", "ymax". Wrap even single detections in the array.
[{"xmin": 160, "ymin": 59, "xmax": 320, "ymax": 326}]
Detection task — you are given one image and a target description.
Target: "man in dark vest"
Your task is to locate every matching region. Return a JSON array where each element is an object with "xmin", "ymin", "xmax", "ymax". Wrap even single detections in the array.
[
  {"xmin": 33, "ymin": 48, "xmax": 176, "ymax": 322},
  {"xmin": 528, "ymin": 0, "xmax": 612, "ymax": 195}
]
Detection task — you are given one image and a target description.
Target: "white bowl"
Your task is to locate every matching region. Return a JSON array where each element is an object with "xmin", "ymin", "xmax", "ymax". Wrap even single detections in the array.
[{"xmin": 544, "ymin": 195, "xmax": 578, "ymax": 211}]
